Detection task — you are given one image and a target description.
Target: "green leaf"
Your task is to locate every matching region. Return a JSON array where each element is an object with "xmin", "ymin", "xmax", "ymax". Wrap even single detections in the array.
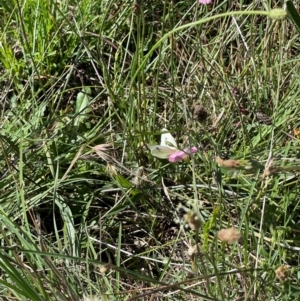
[
  {"xmin": 202, "ymin": 206, "xmax": 220, "ymax": 251},
  {"xmin": 115, "ymin": 174, "xmax": 132, "ymax": 189},
  {"xmin": 286, "ymin": 1, "xmax": 300, "ymax": 34},
  {"xmin": 74, "ymin": 87, "xmax": 92, "ymax": 126},
  {"xmin": 115, "ymin": 174, "xmax": 140, "ymax": 196}
]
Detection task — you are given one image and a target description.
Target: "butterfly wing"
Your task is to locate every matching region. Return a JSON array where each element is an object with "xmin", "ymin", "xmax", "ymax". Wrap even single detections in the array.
[
  {"xmin": 147, "ymin": 144, "xmax": 177, "ymax": 159},
  {"xmin": 160, "ymin": 128, "xmax": 177, "ymax": 148}
]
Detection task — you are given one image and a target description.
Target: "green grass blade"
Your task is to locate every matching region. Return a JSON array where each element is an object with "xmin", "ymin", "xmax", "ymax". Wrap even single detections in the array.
[{"xmin": 286, "ymin": 1, "xmax": 300, "ymax": 33}]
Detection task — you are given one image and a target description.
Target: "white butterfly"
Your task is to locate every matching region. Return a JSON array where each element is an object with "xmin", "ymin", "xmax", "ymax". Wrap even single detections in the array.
[
  {"xmin": 147, "ymin": 129, "xmax": 197, "ymax": 161},
  {"xmin": 147, "ymin": 128, "xmax": 178, "ymax": 159}
]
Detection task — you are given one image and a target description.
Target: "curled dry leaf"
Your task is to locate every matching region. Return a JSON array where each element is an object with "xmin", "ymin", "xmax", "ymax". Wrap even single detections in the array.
[
  {"xmin": 217, "ymin": 227, "xmax": 241, "ymax": 243},
  {"xmin": 215, "ymin": 156, "xmax": 242, "ymax": 169},
  {"xmin": 215, "ymin": 156, "xmax": 262, "ymax": 171}
]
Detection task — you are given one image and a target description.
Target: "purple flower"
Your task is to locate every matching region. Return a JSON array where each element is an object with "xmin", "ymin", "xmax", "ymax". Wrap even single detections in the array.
[
  {"xmin": 199, "ymin": 0, "xmax": 212, "ymax": 4},
  {"xmin": 168, "ymin": 147, "xmax": 198, "ymax": 163}
]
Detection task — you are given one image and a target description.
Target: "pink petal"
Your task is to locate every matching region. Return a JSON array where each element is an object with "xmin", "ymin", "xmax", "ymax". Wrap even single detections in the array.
[
  {"xmin": 184, "ymin": 146, "xmax": 198, "ymax": 154},
  {"xmin": 169, "ymin": 151, "xmax": 186, "ymax": 162},
  {"xmin": 199, "ymin": 0, "xmax": 212, "ymax": 4},
  {"xmin": 168, "ymin": 147, "xmax": 198, "ymax": 162}
]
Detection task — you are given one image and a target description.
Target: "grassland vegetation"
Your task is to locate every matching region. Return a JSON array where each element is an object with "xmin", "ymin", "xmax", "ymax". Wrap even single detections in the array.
[{"xmin": 0, "ymin": 0, "xmax": 299, "ymax": 300}]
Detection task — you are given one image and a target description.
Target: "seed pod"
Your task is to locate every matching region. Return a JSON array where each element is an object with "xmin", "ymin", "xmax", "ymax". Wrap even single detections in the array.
[
  {"xmin": 193, "ymin": 104, "xmax": 208, "ymax": 122},
  {"xmin": 254, "ymin": 111, "xmax": 272, "ymax": 125}
]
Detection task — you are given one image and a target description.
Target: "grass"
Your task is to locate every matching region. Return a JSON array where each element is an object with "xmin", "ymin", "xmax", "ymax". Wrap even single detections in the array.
[{"xmin": 0, "ymin": 0, "xmax": 300, "ymax": 300}]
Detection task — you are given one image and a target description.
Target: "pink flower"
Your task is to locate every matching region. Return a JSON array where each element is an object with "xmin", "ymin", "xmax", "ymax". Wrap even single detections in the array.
[
  {"xmin": 168, "ymin": 147, "xmax": 198, "ymax": 163},
  {"xmin": 199, "ymin": 0, "xmax": 212, "ymax": 4}
]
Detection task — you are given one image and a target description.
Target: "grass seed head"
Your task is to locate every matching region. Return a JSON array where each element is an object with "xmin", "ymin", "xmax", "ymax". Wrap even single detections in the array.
[
  {"xmin": 184, "ymin": 210, "xmax": 201, "ymax": 231},
  {"xmin": 106, "ymin": 163, "xmax": 118, "ymax": 176},
  {"xmin": 133, "ymin": 166, "xmax": 147, "ymax": 186},
  {"xmin": 217, "ymin": 227, "xmax": 241, "ymax": 243},
  {"xmin": 91, "ymin": 144, "xmax": 112, "ymax": 161},
  {"xmin": 269, "ymin": 8, "xmax": 287, "ymax": 20},
  {"xmin": 275, "ymin": 265, "xmax": 290, "ymax": 282},
  {"xmin": 186, "ymin": 241, "xmax": 199, "ymax": 258}
]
